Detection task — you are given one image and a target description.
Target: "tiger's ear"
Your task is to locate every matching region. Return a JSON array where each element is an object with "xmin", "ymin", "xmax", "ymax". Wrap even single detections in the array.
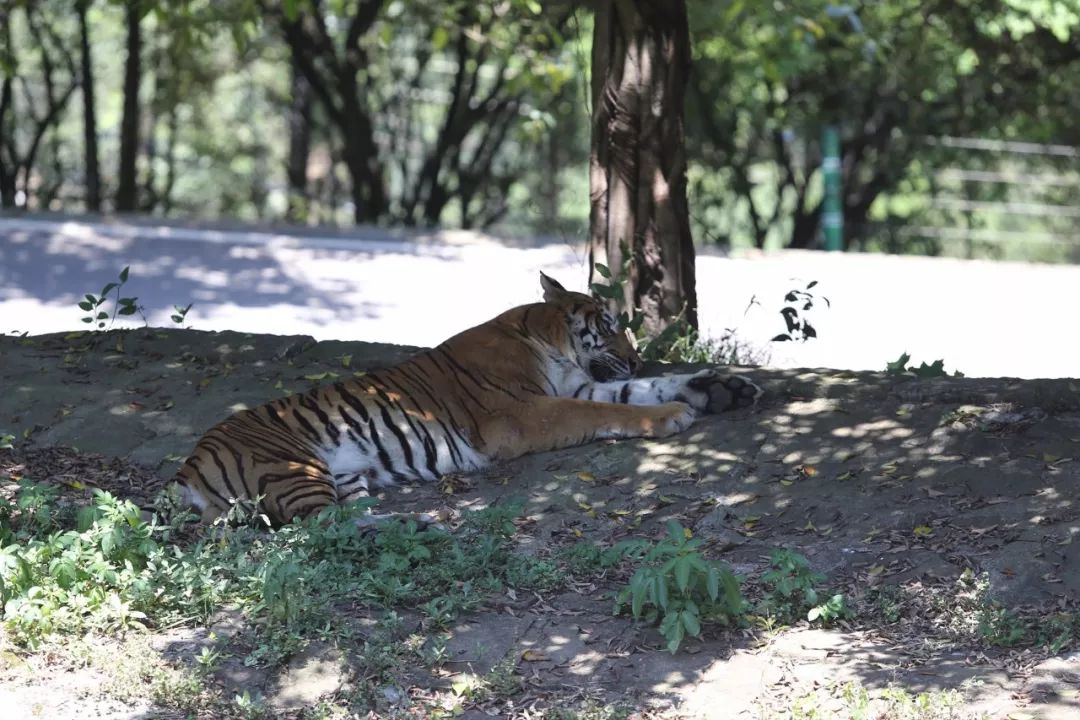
[{"xmin": 540, "ymin": 272, "xmax": 569, "ymax": 302}]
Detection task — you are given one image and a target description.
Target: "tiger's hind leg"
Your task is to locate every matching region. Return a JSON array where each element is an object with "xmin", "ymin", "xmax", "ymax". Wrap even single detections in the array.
[{"xmin": 479, "ymin": 396, "xmax": 696, "ymax": 460}]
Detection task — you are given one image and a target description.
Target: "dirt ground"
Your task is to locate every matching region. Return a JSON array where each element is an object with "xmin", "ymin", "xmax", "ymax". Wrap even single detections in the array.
[{"xmin": 1, "ymin": 328, "xmax": 1079, "ymax": 719}]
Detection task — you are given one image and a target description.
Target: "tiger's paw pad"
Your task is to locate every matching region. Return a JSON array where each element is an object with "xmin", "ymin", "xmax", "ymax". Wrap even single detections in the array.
[{"xmin": 687, "ymin": 371, "xmax": 763, "ymax": 413}]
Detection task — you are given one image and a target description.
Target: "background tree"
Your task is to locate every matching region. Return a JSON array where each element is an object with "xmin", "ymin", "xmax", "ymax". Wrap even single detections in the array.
[
  {"xmin": 114, "ymin": 0, "xmax": 144, "ymax": 212},
  {"xmin": 0, "ymin": 2, "xmax": 79, "ymax": 209},
  {"xmin": 686, "ymin": 0, "xmax": 1080, "ymax": 252},
  {"xmin": 76, "ymin": 0, "xmax": 101, "ymax": 212},
  {"xmin": 589, "ymin": 0, "xmax": 697, "ymax": 337}
]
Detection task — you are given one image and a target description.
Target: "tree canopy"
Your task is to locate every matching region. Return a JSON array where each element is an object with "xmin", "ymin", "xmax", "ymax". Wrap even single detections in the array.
[{"xmin": 1, "ymin": 1, "xmax": 1077, "ymax": 273}]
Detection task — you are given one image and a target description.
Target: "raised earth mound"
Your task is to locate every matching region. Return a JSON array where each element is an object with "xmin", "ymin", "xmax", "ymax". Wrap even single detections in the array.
[{"xmin": 1, "ymin": 328, "xmax": 1078, "ymax": 719}]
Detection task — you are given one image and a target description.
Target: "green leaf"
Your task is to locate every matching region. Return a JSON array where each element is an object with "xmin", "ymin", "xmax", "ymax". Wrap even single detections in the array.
[
  {"xmin": 432, "ymin": 27, "xmax": 450, "ymax": 51},
  {"xmin": 706, "ymin": 566, "xmax": 720, "ymax": 600},
  {"xmin": 119, "ymin": 266, "xmax": 130, "ymax": 283},
  {"xmin": 118, "ymin": 306, "xmax": 137, "ymax": 316},
  {"xmin": 594, "ymin": 262, "xmax": 611, "ymax": 279},
  {"xmin": 681, "ymin": 608, "xmax": 701, "ymax": 637},
  {"xmin": 78, "ymin": 301, "xmax": 93, "ymax": 311},
  {"xmin": 674, "ymin": 557, "xmax": 691, "ymax": 593}
]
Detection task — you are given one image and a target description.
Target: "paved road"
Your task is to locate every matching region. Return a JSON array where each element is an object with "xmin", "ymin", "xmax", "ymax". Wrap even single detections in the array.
[{"xmin": 0, "ymin": 216, "xmax": 1074, "ymax": 378}]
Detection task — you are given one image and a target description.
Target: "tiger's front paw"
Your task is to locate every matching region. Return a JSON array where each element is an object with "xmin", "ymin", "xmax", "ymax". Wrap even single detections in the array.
[
  {"xmin": 685, "ymin": 371, "xmax": 762, "ymax": 414},
  {"xmin": 651, "ymin": 401, "xmax": 696, "ymax": 437}
]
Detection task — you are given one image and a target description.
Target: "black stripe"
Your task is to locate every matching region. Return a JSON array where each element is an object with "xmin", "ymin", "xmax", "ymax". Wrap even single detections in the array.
[
  {"xmin": 393, "ymin": 364, "xmax": 468, "ymax": 463},
  {"xmin": 572, "ymin": 382, "xmax": 589, "ymax": 398},
  {"xmin": 619, "ymin": 383, "xmax": 631, "ymax": 404},
  {"xmin": 183, "ymin": 459, "xmax": 230, "ymax": 507},
  {"xmin": 366, "ymin": 415, "xmax": 405, "ymax": 481},
  {"xmin": 336, "ymin": 383, "xmax": 371, "ymax": 422},
  {"xmin": 290, "ymin": 407, "xmax": 324, "ymax": 445},
  {"xmin": 337, "ymin": 405, "xmax": 369, "ymax": 444},
  {"xmin": 375, "ymin": 382, "xmax": 440, "ymax": 478},
  {"xmin": 204, "ymin": 443, "xmax": 242, "ymax": 502},
  {"xmin": 300, "ymin": 393, "xmax": 340, "ymax": 445},
  {"xmin": 378, "ymin": 402, "xmax": 416, "ymax": 472}
]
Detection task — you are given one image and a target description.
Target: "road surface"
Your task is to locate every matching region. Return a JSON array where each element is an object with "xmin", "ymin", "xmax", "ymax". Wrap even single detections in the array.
[{"xmin": 0, "ymin": 216, "xmax": 1073, "ymax": 378}]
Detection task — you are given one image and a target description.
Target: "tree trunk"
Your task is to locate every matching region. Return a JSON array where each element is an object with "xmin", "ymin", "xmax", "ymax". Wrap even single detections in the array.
[
  {"xmin": 115, "ymin": 0, "xmax": 142, "ymax": 212},
  {"xmin": 76, "ymin": 0, "xmax": 101, "ymax": 212},
  {"xmin": 0, "ymin": 75, "xmax": 16, "ymax": 208},
  {"xmin": 285, "ymin": 51, "xmax": 312, "ymax": 223},
  {"xmin": 588, "ymin": 0, "xmax": 697, "ymax": 337}
]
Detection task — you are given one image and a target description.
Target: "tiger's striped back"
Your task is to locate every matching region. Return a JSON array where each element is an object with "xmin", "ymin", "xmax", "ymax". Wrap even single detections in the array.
[{"xmin": 174, "ymin": 284, "xmax": 638, "ymax": 525}]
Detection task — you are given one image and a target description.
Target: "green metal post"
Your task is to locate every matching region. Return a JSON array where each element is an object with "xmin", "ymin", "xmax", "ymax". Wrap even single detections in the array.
[{"xmin": 822, "ymin": 125, "xmax": 843, "ymax": 251}]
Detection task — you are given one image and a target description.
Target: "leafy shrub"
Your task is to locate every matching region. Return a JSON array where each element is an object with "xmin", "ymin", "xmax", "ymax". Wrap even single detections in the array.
[{"xmin": 614, "ymin": 521, "xmax": 744, "ymax": 653}]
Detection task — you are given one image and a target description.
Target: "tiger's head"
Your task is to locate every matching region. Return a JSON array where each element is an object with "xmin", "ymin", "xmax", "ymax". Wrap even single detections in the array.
[{"xmin": 539, "ymin": 272, "xmax": 641, "ymax": 382}]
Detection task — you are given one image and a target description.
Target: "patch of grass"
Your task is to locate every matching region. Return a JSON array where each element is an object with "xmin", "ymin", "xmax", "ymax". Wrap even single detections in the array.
[
  {"xmin": 864, "ymin": 570, "xmax": 1080, "ymax": 654},
  {"xmin": 543, "ymin": 702, "xmax": 636, "ymax": 720},
  {"xmin": 757, "ymin": 548, "xmax": 851, "ymax": 627},
  {"xmin": 787, "ymin": 680, "xmax": 986, "ymax": 720},
  {"xmin": 0, "ymin": 483, "xmax": 568, "ymax": 665}
]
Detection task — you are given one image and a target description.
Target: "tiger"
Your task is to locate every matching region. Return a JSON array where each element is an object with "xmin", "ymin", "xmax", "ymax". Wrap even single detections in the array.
[{"xmin": 174, "ymin": 273, "xmax": 762, "ymax": 526}]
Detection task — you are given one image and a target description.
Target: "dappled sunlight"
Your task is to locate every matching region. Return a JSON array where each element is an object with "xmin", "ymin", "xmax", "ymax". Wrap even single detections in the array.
[{"xmin": 0, "ymin": 219, "xmax": 591, "ymax": 345}]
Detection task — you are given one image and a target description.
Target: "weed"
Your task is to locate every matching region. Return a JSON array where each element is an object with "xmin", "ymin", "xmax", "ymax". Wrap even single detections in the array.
[
  {"xmin": 170, "ymin": 302, "xmax": 193, "ymax": 327},
  {"xmin": 557, "ymin": 540, "xmax": 629, "ymax": 577},
  {"xmin": 613, "ymin": 520, "xmax": 744, "ymax": 653},
  {"xmin": 886, "ymin": 352, "xmax": 964, "ymax": 378},
  {"xmin": 771, "ymin": 280, "xmax": 829, "ymax": 343},
  {"xmin": 0, "ymin": 433, "xmax": 13, "ymax": 450},
  {"xmin": 78, "ymin": 266, "xmax": 143, "ymax": 329},
  {"xmin": 757, "ymin": 549, "xmax": 850, "ymax": 626},
  {"xmin": 977, "ymin": 606, "xmax": 1027, "ymax": 647},
  {"xmin": 787, "ymin": 680, "xmax": 983, "ymax": 720}
]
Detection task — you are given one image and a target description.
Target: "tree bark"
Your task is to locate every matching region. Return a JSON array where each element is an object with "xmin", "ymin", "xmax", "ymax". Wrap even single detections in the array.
[
  {"xmin": 115, "ymin": 0, "xmax": 142, "ymax": 212},
  {"xmin": 76, "ymin": 0, "xmax": 101, "ymax": 212},
  {"xmin": 589, "ymin": 0, "xmax": 697, "ymax": 336},
  {"xmin": 285, "ymin": 50, "xmax": 312, "ymax": 223}
]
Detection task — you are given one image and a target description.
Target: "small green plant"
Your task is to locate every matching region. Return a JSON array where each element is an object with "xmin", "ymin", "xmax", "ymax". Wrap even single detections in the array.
[
  {"xmin": 758, "ymin": 549, "xmax": 849, "ymax": 625},
  {"xmin": 0, "ymin": 433, "xmax": 13, "ymax": 450},
  {"xmin": 771, "ymin": 280, "xmax": 829, "ymax": 342},
  {"xmin": 614, "ymin": 521, "xmax": 744, "ymax": 653},
  {"xmin": 977, "ymin": 606, "xmax": 1027, "ymax": 647},
  {"xmin": 170, "ymin": 303, "xmax": 193, "ymax": 327},
  {"xmin": 886, "ymin": 352, "xmax": 964, "ymax": 378},
  {"xmin": 78, "ymin": 266, "xmax": 142, "ymax": 329}
]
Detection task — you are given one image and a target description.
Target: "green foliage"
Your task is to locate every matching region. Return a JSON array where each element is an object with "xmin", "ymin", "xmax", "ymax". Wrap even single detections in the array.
[
  {"xmin": 758, "ymin": 548, "xmax": 850, "ymax": 625},
  {"xmin": 78, "ymin": 266, "xmax": 142, "ymax": 329},
  {"xmin": 170, "ymin": 303, "xmax": 193, "ymax": 327},
  {"xmin": 0, "ymin": 483, "xmax": 565, "ymax": 660},
  {"xmin": 0, "ymin": 484, "xmax": 159, "ymax": 647},
  {"xmin": 886, "ymin": 353, "xmax": 964, "ymax": 378},
  {"xmin": 771, "ymin": 281, "xmax": 828, "ymax": 343},
  {"xmin": 0, "ymin": 433, "xmax": 14, "ymax": 450},
  {"xmin": 687, "ymin": 1, "xmax": 1080, "ymax": 255},
  {"xmin": 614, "ymin": 521, "xmax": 744, "ymax": 654},
  {"xmin": 790, "ymin": 680, "xmax": 978, "ymax": 720}
]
